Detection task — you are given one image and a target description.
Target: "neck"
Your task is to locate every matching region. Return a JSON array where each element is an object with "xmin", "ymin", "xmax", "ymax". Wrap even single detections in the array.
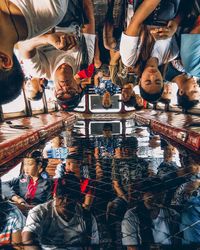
[{"xmin": 145, "ymin": 57, "xmax": 159, "ymax": 68}]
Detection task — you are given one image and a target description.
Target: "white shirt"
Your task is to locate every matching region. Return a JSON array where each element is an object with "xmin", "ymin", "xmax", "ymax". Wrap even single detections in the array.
[
  {"xmin": 152, "ymin": 209, "xmax": 171, "ymax": 245},
  {"xmin": 22, "ymin": 33, "xmax": 95, "ymax": 80},
  {"xmin": 10, "ymin": 0, "xmax": 68, "ymax": 39},
  {"xmin": 23, "ymin": 200, "xmax": 99, "ymax": 250},
  {"xmin": 120, "ymin": 33, "xmax": 179, "ymax": 67}
]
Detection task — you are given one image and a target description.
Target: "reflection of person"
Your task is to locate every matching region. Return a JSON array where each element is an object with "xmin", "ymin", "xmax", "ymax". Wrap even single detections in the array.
[
  {"xmin": 0, "ymin": 0, "xmax": 69, "ymax": 105},
  {"xmin": 122, "ymin": 178, "xmax": 181, "ymax": 249},
  {"xmin": 107, "ymin": 137, "xmax": 150, "ymax": 248},
  {"xmin": 2, "ymin": 151, "xmax": 52, "ymax": 208},
  {"xmin": 0, "ymin": 181, "xmax": 25, "ymax": 249},
  {"xmin": 22, "ymin": 174, "xmax": 99, "ymax": 249}
]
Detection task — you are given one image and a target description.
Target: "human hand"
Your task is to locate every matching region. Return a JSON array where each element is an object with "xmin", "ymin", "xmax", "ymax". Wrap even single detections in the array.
[
  {"xmin": 47, "ymin": 32, "xmax": 77, "ymax": 50},
  {"xmin": 150, "ymin": 20, "xmax": 178, "ymax": 40}
]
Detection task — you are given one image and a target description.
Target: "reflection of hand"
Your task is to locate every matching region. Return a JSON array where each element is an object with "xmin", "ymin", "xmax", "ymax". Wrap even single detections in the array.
[
  {"xmin": 150, "ymin": 20, "xmax": 178, "ymax": 40},
  {"xmin": 47, "ymin": 32, "xmax": 77, "ymax": 50},
  {"xmin": 96, "ymin": 165, "xmax": 103, "ymax": 180}
]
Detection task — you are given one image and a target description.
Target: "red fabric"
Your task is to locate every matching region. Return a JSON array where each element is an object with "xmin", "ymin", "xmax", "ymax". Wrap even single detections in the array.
[
  {"xmin": 77, "ymin": 64, "xmax": 94, "ymax": 79},
  {"xmin": 80, "ymin": 178, "xmax": 93, "ymax": 195},
  {"xmin": 25, "ymin": 178, "xmax": 38, "ymax": 201}
]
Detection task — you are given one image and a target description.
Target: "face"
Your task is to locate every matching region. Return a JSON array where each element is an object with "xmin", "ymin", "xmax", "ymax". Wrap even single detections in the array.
[
  {"xmin": 122, "ymin": 84, "xmax": 134, "ymax": 102},
  {"xmin": 55, "ymin": 194, "xmax": 77, "ymax": 214},
  {"xmin": 103, "ymin": 128, "xmax": 112, "ymax": 137},
  {"xmin": 143, "ymin": 192, "xmax": 164, "ymax": 209},
  {"xmin": 23, "ymin": 158, "xmax": 41, "ymax": 178},
  {"xmin": 51, "ymin": 136, "xmax": 62, "ymax": 148},
  {"xmin": 180, "ymin": 77, "xmax": 200, "ymax": 101},
  {"xmin": 161, "ymin": 83, "xmax": 172, "ymax": 100},
  {"xmin": 102, "ymin": 92, "xmax": 112, "ymax": 108},
  {"xmin": 54, "ymin": 64, "xmax": 79, "ymax": 100},
  {"xmin": 140, "ymin": 66, "xmax": 163, "ymax": 94},
  {"xmin": 65, "ymin": 159, "xmax": 80, "ymax": 177}
]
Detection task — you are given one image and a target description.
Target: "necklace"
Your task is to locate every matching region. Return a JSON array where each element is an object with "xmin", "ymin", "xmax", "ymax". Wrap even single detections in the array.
[{"xmin": 4, "ymin": 0, "xmax": 20, "ymax": 42}]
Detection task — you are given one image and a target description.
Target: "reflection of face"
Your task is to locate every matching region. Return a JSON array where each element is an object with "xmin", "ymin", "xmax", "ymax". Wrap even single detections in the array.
[
  {"xmin": 140, "ymin": 66, "xmax": 163, "ymax": 94},
  {"xmin": 54, "ymin": 64, "xmax": 80, "ymax": 100},
  {"xmin": 122, "ymin": 84, "xmax": 134, "ymax": 102},
  {"xmin": 23, "ymin": 158, "xmax": 41, "ymax": 178},
  {"xmin": 65, "ymin": 159, "xmax": 80, "ymax": 177},
  {"xmin": 143, "ymin": 192, "xmax": 163, "ymax": 209},
  {"xmin": 102, "ymin": 92, "xmax": 112, "ymax": 108},
  {"xmin": 180, "ymin": 78, "xmax": 200, "ymax": 101},
  {"xmin": 103, "ymin": 129, "xmax": 112, "ymax": 138},
  {"xmin": 51, "ymin": 136, "xmax": 62, "ymax": 148},
  {"xmin": 161, "ymin": 83, "xmax": 172, "ymax": 100}
]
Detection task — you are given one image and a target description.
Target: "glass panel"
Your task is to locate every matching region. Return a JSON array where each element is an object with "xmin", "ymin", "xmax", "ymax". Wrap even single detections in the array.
[{"xmin": 2, "ymin": 91, "xmax": 25, "ymax": 113}]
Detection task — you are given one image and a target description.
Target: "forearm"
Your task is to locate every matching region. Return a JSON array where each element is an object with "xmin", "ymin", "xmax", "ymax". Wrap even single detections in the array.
[
  {"xmin": 18, "ymin": 34, "xmax": 49, "ymax": 59},
  {"xmin": 126, "ymin": 0, "xmax": 161, "ymax": 36},
  {"xmin": 82, "ymin": 0, "xmax": 95, "ymax": 34},
  {"xmin": 113, "ymin": 181, "xmax": 127, "ymax": 200}
]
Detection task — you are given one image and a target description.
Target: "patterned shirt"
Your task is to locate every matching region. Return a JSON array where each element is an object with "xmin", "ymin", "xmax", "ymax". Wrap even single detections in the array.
[
  {"xmin": 0, "ymin": 202, "xmax": 25, "ymax": 246},
  {"xmin": 94, "ymin": 79, "xmax": 120, "ymax": 96}
]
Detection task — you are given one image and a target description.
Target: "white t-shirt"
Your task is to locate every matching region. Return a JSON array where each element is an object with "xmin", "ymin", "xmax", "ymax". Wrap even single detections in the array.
[
  {"xmin": 120, "ymin": 32, "xmax": 179, "ymax": 67},
  {"xmin": 10, "ymin": 0, "xmax": 68, "ymax": 39},
  {"xmin": 22, "ymin": 33, "xmax": 95, "ymax": 80},
  {"xmin": 152, "ymin": 209, "xmax": 171, "ymax": 245},
  {"xmin": 23, "ymin": 200, "xmax": 99, "ymax": 250},
  {"xmin": 122, "ymin": 208, "xmax": 172, "ymax": 246}
]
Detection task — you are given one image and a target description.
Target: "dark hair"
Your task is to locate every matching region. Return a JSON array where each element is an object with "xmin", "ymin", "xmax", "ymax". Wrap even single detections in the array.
[
  {"xmin": 100, "ymin": 64, "xmax": 110, "ymax": 77},
  {"xmin": 159, "ymin": 97, "xmax": 171, "ymax": 104},
  {"xmin": 123, "ymin": 96, "xmax": 143, "ymax": 110},
  {"xmin": 54, "ymin": 173, "xmax": 81, "ymax": 200},
  {"xmin": 121, "ymin": 136, "xmax": 138, "ymax": 150},
  {"xmin": 102, "ymin": 103, "xmax": 112, "ymax": 109},
  {"xmin": 177, "ymin": 90, "xmax": 199, "ymax": 111},
  {"xmin": 0, "ymin": 54, "xmax": 24, "ymax": 105},
  {"xmin": 28, "ymin": 91, "xmax": 43, "ymax": 101},
  {"xmin": 139, "ymin": 85, "xmax": 164, "ymax": 103},
  {"xmin": 103, "ymin": 123, "xmax": 113, "ymax": 131},
  {"xmin": 26, "ymin": 150, "xmax": 48, "ymax": 170}
]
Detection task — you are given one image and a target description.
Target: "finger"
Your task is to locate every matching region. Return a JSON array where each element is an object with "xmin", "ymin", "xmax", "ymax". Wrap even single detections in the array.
[{"xmin": 64, "ymin": 36, "xmax": 77, "ymax": 50}]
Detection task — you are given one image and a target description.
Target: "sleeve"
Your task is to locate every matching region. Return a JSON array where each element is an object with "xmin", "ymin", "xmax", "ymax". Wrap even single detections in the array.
[
  {"xmin": 83, "ymin": 33, "xmax": 96, "ymax": 65},
  {"xmin": 120, "ymin": 32, "xmax": 140, "ymax": 67},
  {"xmin": 2, "ymin": 178, "xmax": 20, "ymax": 199},
  {"xmin": 23, "ymin": 206, "xmax": 45, "ymax": 236},
  {"xmin": 53, "ymin": 163, "xmax": 65, "ymax": 179},
  {"xmin": 11, "ymin": 207, "xmax": 26, "ymax": 233},
  {"xmin": 121, "ymin": 209, "xmax": 139, "ymax": 246},
  {"xmin": 151, "ymin": 37, "xmax": 179, "ymax": 66},
  {"xmin": 91, "ymin": 214, "xmax": 99, "ymax": 245},
  {"xmin": 23, "ymin": 49, "xmax": 49, "ymax": 78}
]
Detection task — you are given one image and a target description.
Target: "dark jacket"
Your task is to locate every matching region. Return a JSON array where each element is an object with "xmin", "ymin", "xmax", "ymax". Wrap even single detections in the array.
[{"xmin": 2, "ymin": 174, "xmax": 53, "ymax": 205}]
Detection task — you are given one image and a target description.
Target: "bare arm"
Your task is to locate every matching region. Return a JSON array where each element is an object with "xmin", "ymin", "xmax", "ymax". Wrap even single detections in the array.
[
  {"xmin": 126, "ymin": 0, "xmax": 161, "ymax": 36},
  {"xmin": 113, "ymin": 180, "xmax": 128, "ymax": 202},
  {"xmin": 22, "ymin": 231, "xmax": 41, "ymax": 250},
  {"xmin": 18, "ymin": 33, "xmax": 77, "ymax": 59},
  {"xmin": 81, "ymin": 0, "xmax": 95, "ymax": 34},
  {"xmin": 11, "ymin": 230, "xmax": 23, "ymax": 250}
]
